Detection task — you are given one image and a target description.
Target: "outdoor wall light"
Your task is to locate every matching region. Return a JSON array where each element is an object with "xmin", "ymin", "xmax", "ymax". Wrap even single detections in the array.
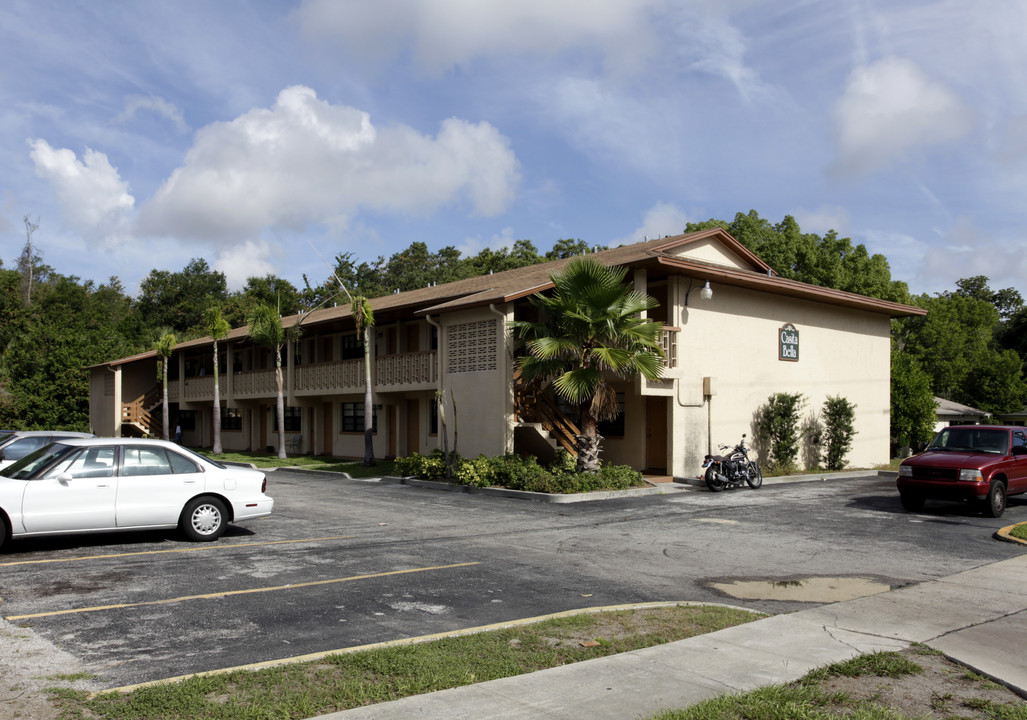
[{"xmin": 685, "ymin": 279, "xmax": 713, "ymax": 306}]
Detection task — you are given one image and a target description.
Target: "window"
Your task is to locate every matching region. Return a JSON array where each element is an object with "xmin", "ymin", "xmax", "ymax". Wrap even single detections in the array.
[
  {"xmin": 167, "ymin": 450, "xmax": 200, "ymax": 474},
  {"xmin": 341, "ymin": 402, "xmax": 377, "ymax": 433},
  {"xmin": 1014, "ymin": 432, "xmax": 1027, "ymax": 452},
  {"xmin": 122, "ymin": 447, "xmax": 173, "ymax": 476},
  {"xmin": 177, "ymin": 411, "xmax": 197, "ymax": 431},
  {"xmin": 429, "ymin": 397, "xmax": 439, "ymax": 436},
  {"xmin": 273, "ymin": 406, "xmax": 302, "ymax": 432},
  {"xmin": 43, "ymin": 447, "xmax": 116, "ymax": 480},
  {"xmin": 103, "ymin": 374, "xmax": 114, "ymax": 396},
  {"xmin": 221, "ymin": 408, "xmax": 243, "ymax": 431},
  {"xmin": 341, "ymin": 334, "xmax": 363, "ymax": 360}
]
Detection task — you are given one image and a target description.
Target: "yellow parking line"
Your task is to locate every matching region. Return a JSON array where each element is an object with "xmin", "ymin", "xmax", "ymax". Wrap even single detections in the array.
[
  {"xmin": 4, "ymin": 562, "xmax": 480, "ymax": 620},
  {"xmin": 0, "ymin": 536, "xmax": 358, "ymax": 568}
]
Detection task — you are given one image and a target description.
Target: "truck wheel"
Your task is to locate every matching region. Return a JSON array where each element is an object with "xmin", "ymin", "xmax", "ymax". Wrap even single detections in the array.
[
  {"xmin": 982, "ymin": 481, "xmax": 1006, "ymax": 518},
  {"xmin": 899, "ymin": 491, "xmax": 925, "ymax": 512}
]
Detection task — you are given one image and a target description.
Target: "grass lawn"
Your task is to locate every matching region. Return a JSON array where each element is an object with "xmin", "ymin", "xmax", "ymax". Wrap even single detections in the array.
[
  {"xmin": 1011, "ymin": 522, "xmax": 1027, "ymax": 541},
  {"xmin": 51, "ymin": 605, "xmax": 758, "ymax": 720},
  {"xmin": 195, "ymin": 449, "xmax": 396, "ymax": 478}
]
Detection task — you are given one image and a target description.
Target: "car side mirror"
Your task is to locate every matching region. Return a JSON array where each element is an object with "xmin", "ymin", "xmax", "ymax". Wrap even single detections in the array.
[
  {"xmin": 57, "ymin": 472, "xmax": 75, "ymax": 484},
  {"xmin": 1012, "ymin": 445, "xmax": 1027, "ymax": 456}
]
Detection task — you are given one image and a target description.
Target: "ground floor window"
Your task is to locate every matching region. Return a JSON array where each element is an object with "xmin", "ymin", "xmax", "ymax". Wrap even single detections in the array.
[
  {"xmin": 273, "ymin": 406, "xmax": 302, "ymax": 432},
  {"xmin": 429, "ymin": 396, "xmax": 439, "ymax": 435},
  {"xmin": 177, "ymin": 410, "xmax": 197, "ymax": 431},
  {"xmin": 341, "ymin": 402, "xmax": 377, "ymax": 433},
  {"xmin": 221, "ymin": 408, "xmax": 243, "ymax": 431}
]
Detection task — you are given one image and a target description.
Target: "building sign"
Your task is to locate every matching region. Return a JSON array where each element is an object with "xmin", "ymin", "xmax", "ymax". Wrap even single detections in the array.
[{"xmin": 779, "ymin": 323, "xmax": 799, "ymax": 361}]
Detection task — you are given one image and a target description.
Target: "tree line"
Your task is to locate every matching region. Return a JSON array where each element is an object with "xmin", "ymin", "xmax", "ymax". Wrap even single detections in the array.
[{"xmin": 1, "ymin": 211, "xmax": 1024, "ymax": 452}]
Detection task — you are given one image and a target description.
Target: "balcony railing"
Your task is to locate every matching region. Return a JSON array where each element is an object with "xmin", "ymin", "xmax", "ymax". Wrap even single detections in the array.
[
  {"xmin": 660, "ymin": 327, "xmax": 680, "ymax": 369},
  {"xmin": 294, "ymin": 359, "xmax": 364, "ymax": 394},
  {"xmin": 376, "ymin": 351, "xmax": 437, "ymax": 389},
  {"xmin": 233, "ymin": 368, "xmax": 278, "ymax": 398},
  {"xmin": 170, "ymin": 351, "xmax": 439, "ymax": 403}
]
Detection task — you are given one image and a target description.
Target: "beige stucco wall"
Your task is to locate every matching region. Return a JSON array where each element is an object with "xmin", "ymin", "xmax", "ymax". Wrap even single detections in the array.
[
  {"xmin": 666, "ymin": 281, "xmax": 891, "ymax": 476},
  {"xmin": 669, "ymin": 237, "xmax": 752, "ymax": 269},
  {"xmin": 436, "ymin": 306, "xmax": 514, "ymax": 459},
  {"xmin": 88, "ymin": 367, "xmax": 119, "ymax": 437}
]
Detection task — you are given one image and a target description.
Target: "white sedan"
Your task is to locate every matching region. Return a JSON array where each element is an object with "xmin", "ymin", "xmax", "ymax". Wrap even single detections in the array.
[{"xmin": 0, "ymin": 438, "xmax": 273, "ymax": 548}]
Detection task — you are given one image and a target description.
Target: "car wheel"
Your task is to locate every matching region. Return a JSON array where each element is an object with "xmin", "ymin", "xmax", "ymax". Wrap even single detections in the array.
[
  {"xmin": 899, "ymin": 491, "xmax": 925, "ymax": 512},
  {"xmin": 982, "ymin": 481, "xmax": 1006, "ymax": 518},
  {"xmin": 181, "ymin": 497, "xmax": 228, "ymax": 542},
  {"xmin": 0, "ymin": 516, "xmax": 7, "ymax": 551}
]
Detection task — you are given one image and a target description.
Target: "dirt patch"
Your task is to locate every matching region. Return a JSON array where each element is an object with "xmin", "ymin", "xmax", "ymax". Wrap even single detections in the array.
[
  {"xmin": 819, "ymin": 647, "xmax": 1025, "ymax": 719},
  {"xmin": 0, "ymin": 617, "xmax": 102, "ymax": 720}
]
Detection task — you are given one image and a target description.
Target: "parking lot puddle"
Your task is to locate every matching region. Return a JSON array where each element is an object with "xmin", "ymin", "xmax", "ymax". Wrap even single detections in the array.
[{"xmin": 709, "ymin": 576, "xmax": 891, "ymax": 602}]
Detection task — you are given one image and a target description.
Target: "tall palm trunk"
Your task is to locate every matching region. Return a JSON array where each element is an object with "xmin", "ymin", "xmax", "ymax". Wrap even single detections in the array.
[
  {"xmin": 362, "ymin": 324, "xmax": 375, "ymax": 466},
  {"xmin": 212, "ymin": 339, "xmax": 223, "ymax": 455},
  {"xmin": 274, "ymin": 346, "xmax": 286, "ymax": 460},
  {"xmin": 161, "ymin": 363, "xmax": 170, "ymax": 441}
]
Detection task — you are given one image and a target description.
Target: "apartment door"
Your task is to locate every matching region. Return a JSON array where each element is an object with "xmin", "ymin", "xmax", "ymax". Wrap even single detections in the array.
[
  {"xmin": 387, "ymin": 406, "xmax": 397, "ymax": 458},
  {"xmin": 645, "ymin": 396, "xmax": 668, "ymax": 472},
  {"xmin": 322, "ymin": 402, "xmax": 333, "ymax": 456},
  {"xmin": 405, "ymin": 399, "xmax": 420, "ymax": 455}
]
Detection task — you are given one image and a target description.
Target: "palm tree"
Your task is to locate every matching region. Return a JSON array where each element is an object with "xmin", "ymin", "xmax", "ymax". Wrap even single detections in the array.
[
  {"xmin": 155, "ymin": 331, "xmax": 177, "ymax": 441},
  {"xmin": 351, "ymin": 295, "xmax": 376, "ymax": 466},
  {"xmin": 511, "ymin": 256, "xmax": 665, "ymax": 473},
  {"xmin": 247, "ymin": 303, "xmax": 300, "ymax": 459},
  {"xmin": 202, "ymin": 305, "xmax": 231, "ymax": 455}
]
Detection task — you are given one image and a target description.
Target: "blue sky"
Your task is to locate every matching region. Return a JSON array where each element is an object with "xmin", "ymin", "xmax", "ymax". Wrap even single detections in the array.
[{"xmin": 2, "ymin": 0, "xmax": 1026, "ymax": 298}]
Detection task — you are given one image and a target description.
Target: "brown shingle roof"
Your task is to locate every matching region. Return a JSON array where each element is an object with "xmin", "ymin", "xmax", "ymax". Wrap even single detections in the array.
[{"xmin": 91, "ymin": 228, "xmax": 924, "ymax": 366}]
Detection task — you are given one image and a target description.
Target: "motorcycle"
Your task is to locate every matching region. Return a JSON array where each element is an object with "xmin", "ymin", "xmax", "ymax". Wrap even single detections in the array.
[{"xmin": 701, "ymin": 434, "xmax": 762, "ymax": 492}]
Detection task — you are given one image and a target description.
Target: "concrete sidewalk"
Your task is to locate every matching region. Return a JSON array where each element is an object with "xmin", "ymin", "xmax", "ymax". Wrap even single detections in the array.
[{"xmin": 311, "ymin": 554, "xmax": 1027, "ymax": 720}]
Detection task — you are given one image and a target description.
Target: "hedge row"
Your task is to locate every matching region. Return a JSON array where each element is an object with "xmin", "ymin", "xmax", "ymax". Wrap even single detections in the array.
[{"xmin": 393, "ymin": 449, "xmax": 645, "ymax": 494}]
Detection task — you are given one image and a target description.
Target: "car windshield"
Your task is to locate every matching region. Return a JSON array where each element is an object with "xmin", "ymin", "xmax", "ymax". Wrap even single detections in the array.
[
  {"xmin": 927, "ymin": 428, "xmax": 1009, "ymax": 455},
  {"xmin": 0, "ymin": 443, "xmax": 81, "ymax": 478}
]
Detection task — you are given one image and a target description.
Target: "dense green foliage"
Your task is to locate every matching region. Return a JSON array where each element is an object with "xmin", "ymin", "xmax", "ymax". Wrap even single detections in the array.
[
  {"xmin": 510, "ymin": 256, "xmax": 664, "ymax": 472},
  {"xmin": 754, "ymin": 392, "xmax": 805, "ymax": 473},
  {"xmin": 821, "ymin": 396, "xmax": 856, "ymax": 471},
  {"xmin": 1, "ymin": 213, "xmax": 1024, "ymax": 445},
  {"xmin": 394, "ymin": 449, "xmax": 645, "ymax": 493}
]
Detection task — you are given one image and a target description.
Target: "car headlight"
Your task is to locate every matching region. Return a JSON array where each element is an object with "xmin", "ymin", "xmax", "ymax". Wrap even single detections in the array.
[
  {"xmin": 898, "ymin": 465, "xmax": 913, "ymax": 477},
  {"xmin": 959, "ymin": 468, "xmax": 984, "ymax": 483}
]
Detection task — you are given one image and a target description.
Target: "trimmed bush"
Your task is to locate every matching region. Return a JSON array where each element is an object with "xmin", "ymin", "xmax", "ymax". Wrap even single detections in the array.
[
  {"xmin": 822, "ymin": 396, "xmax": 857, "ymax": 471},
  {"xmin": 393, "ymin": 450, "xmax": 645, "ymax": 493}
]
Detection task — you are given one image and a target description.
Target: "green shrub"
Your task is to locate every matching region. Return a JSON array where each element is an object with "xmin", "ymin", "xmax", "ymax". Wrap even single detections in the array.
[
  {"xmin": 393, "ymin": 450, "xmax": 452, "ymax": 480},
  {"xmin": 822, "ymin": 396, "xmax": 857, "ymax": 471},
  {"xmin": 455, "ymin": 455, "xmax": 496, "ymax": 488},
  {"xmin": 755, "ymin": 392, "xmax": 804, "ymax": 473},
  {"xmin": 394, "ymin": 450, "xmax": 645, "ymax": 493}
]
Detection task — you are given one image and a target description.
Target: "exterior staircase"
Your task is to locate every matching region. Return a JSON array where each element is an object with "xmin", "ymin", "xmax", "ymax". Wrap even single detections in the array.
[
  {"xmin": 513, "ymin": 371, "xmax": 579, "ymax": 458},
  {"xmin": 122, "ymin": 386, "xmax": 163, "ymax": 438}
]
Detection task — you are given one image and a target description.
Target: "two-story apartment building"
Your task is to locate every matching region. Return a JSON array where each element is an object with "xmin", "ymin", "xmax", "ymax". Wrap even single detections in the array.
[{"xmin": 88, "ymin": 228, "xmax": 925, "ymax": 476}]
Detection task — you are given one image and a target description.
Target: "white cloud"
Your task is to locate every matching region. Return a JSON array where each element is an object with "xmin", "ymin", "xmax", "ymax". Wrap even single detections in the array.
[
  {"xmin": 116, "ymin": 94, "xmax": 190, "ymax": 133},
  {"xmin": 913, "ymin": 217, "xmax": 1027, "ymax": 293},
  {"xmin": 794, "ymin": 206, "xmax": 850, "ymax": 237},
  {"xmin": 214, "ymin": 240, "xmax": 276, "ymax": 292},
  {"xmin": 616, "ymin": 202, "xmax": 688, "ymax": 245},
  {"xmin": 137, "ymin": 86, "xmax": 520, "ymax": 243},
  {"xmin": 28, "ymin": 139, "xmax": 134, "ymax": 246},
  {"xmin": 293, "ymin": 0, "xmax": 659, "ymax": 75},
  {"xmin": 456, "ymin": 226, "xmax": 516, "ymax": 259},
  {"xmin": 830, "ymin": 56, "xmax": 975, "ymax": 178}
]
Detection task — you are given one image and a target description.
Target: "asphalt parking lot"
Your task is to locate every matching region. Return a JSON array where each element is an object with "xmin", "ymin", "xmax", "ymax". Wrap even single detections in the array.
[{"xmin": 1, "ymin": 470, "xmax": 1024, "ymax": 690}]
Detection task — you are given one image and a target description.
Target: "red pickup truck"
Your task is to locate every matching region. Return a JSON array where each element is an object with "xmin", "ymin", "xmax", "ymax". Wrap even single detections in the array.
[{"xmin": 897, "ymin": 425, "xmax": 1027, "ymax": 518}]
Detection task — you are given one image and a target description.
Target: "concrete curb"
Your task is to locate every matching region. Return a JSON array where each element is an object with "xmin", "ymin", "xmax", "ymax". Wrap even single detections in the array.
[{"xmin": 995, "ymin": 522, "xmax": 1027, "ymax": 545}]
